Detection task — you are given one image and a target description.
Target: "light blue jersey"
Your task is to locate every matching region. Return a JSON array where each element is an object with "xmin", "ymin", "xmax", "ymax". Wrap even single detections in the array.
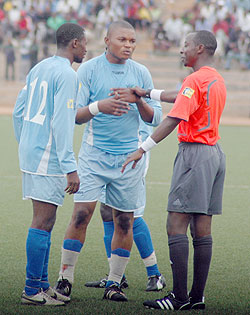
[
  {"xmin": 77, "ymin": 53, "xmax": 162, "ymax": 154},
  {"xmin": 13, "ymin": 56, "xmax": 78, "ymax": 176}
]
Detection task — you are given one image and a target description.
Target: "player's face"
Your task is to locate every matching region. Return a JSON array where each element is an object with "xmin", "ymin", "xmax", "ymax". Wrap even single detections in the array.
[
  {"xmin": 180, "ymin": 33, "xmax": 198, "ymax": 68},
  {"xmin": 74, "ymin": 36, "xmax": 87, "ymax": 63},
  {"xmin": 105, "ymin": 27, "xmax": 136, "ymax": 64}
]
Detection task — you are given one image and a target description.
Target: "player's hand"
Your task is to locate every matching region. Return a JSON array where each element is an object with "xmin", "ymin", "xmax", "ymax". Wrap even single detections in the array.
[
  {"xmin": 121, "ymin": 148, "xmax": 145, "ymax": 173},
  {"xmin": 110, "ymin": 88, "xmax": 141, "ymax": 103},
  {"xmin": 98, "ymin": 97, "xmax": 130, "ymax": 116},
  {"xmin": 131, "ymin": 87, "xmax": 147, "ymax": 98},
  {"xmin": 65, "ymin": 171, "xmax": 80, "ymax": 194}
]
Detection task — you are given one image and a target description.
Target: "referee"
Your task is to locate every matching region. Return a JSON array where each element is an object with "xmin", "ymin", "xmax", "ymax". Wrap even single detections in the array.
[{"xmin": 122, "ymin": 30, "xmax": 227, "ymax": 311}]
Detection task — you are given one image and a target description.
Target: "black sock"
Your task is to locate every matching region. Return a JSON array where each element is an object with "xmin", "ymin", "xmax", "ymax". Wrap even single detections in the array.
[
  {"xmin": 190, "ymin": 235, "xmax": 213, "ymax": 301},
  {"xmin": 168, "ymin": 234, "xmax": 189, "ymax": 301}
]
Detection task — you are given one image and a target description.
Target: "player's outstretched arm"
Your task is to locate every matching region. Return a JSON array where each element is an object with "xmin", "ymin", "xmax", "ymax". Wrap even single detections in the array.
[{"xmin": 132, "ymin": 87, "xmax": 178, "ymax": 103}]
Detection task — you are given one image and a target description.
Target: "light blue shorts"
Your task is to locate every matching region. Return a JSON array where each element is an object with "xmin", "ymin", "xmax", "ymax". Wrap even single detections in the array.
[
  {"xmin": 22, "ymin": 172, "xmax": 67, "ymax": 206},
  {"xmin": 74, "ymin": 143, "xmax": 146, "ymax": 212},
  {"xmin": 98, "ymin": 152, "xmax": 150, "ymax": 217}
]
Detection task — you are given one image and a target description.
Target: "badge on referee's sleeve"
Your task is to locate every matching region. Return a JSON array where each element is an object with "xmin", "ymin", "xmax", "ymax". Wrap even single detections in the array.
[{"xmin": 182, "ymin": 87, "xmax": 195, "ymax": 99}]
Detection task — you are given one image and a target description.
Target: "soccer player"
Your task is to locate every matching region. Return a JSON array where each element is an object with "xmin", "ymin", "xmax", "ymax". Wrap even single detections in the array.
[
  {"xmin": 54, "ymin": 20, "xmax": 162, "ymax": 302},
  {"xmin": 84, "ymin": 119, "xmax": 167, "ymax": 292},
  {"xmin": 12, "ymin": 23, "xmax": 87, "ymax": 306},
  {"xmin": 122, "ymin": 30, "xmax": 227, "ymax": 310}
]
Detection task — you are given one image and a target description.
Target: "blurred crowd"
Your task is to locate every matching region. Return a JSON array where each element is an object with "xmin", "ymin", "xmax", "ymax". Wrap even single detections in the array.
[
  {"xmin": 153, "ymin": 0, "xmax": 250, "ymax": 70},
  {"xmin": 1, "ymin": 0, "xmax": 250, "ymax": 81}
]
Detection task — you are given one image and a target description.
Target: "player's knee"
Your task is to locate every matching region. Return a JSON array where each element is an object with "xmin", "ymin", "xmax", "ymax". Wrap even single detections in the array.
[
  {"xmin": 117, "ymin": 214, "xmax": 132, "ymax": 235},
  {"xmin": 100, "ymin": 203, "xmax": 113, "ymax": 221},
  {"xmin": 74, "ymin": 208, "xmax": 92, "ymax": 228}
]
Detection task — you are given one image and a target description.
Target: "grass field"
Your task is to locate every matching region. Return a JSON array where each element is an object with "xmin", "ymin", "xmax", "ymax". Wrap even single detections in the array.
[{"xmin": 0, "ymin": 115, "xmax": 249, "ymax": 315}]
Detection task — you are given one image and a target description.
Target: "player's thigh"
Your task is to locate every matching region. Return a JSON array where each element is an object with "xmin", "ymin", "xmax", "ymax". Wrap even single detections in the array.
[
  {"xmin": 74, "ymin": 144, "xmax": 108, "ymax": 202},
  {"xmin": 22, "ymin": 172, "xmax": 66, "ymax": 206},
  {"xmin": 31, "ymin": 199, "xmax": 57, "ymax": 231},
  {"xmin": 106, "ymin": 153, "xmax": 146, "ymax": 211}
]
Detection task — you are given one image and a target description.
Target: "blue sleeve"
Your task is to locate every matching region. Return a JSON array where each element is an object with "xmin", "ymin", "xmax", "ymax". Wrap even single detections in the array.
[
  {"xmin": 141, "ymin": 66, "xmax": 162, "ymax": 127},
  {"xmin": 52, "ymin": 71, "xmax": 78, "ymax": 174},
  {"xmin": 12, "ymin": 85, "xmax": 27, "ymax": 143}
]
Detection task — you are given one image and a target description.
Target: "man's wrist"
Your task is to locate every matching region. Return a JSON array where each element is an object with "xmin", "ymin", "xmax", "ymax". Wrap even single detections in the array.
[
  {"xmin": 150, "ymin": 89, "xmax": 164, "ymax": 101},
  {"xmin": 145, "ymin": 89, "xmax": 152, "ymax": 98},
  {"xmin": 140, "ymin": 136, "xmax": 157, "ymax": 152},
  {"xmin": 89, "ymin": 101, "xmax": 99, "ymax": 116}
]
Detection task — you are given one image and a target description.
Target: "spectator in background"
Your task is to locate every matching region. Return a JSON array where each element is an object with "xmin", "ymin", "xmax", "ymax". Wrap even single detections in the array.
[
  {"xmin": 163, "ymin": 13, "xmax": 184, "ymax": 46},
  {"xmin": 225, "ymin": 28, "xmax": 250, "ymax": 70},
  {"xmin": 138, "ymin": 4, "xmax": 152, "ymax": 31},
  {"xmin": 29, "ymin": 38, "xmax": 39, "ymax": 70},
  {"xmin": 238, "ymin": 9, "xmax": 250, "ymax": 33},
  {"xmin": 153, "ymin": 22, "xmax": 171, "ymax": 53},
  {"xmin": 215, "ymin": 0, "xmax": 228, "ymax": 21},
  {"xmin": 46, "ymin": 12, "xmax": 65, "ymax": 42},
  {"xmin": 195, "ymin": 15, "xmax": 212, "ymax": 31},
  {"xmin": 19, "ymin": 32, "xmax": 32, "ymax": 81},
  {"xmin": 17, "ymin": 10, "xmax": 31, "ymax": 36},
  {"xmin": 95, "ymin": 3, "xmax": 115, "ymax": 39},
  {"xmin": 0, "ymin": 20, "xmax": 4, "ymax": 48},
  {"xmin": 213, "ymin": 17, "xmax": 229, "ymax": 37},
  {"xmin": 4, "ymin": 37, "xmax": 16, "ymax": 80}
]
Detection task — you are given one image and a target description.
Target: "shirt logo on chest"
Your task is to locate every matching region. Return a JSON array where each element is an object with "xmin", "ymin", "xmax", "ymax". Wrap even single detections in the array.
[{"xmin": 112, "ymin": 71, "xmax": 125, "ymax": 75}]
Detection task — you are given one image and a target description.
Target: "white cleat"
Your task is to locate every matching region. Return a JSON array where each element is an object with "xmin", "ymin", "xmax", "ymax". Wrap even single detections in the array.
[
  {"xmin": 21, "ymin": 290, "xmax": 65, "ymax": 306},
  {"xmin": 44, "ymin": 286, "xmax": 70, "ymax": 303}
]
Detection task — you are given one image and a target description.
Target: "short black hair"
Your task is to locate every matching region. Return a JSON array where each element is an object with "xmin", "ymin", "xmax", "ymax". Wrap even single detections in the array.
[
  {"xmin": 107, "ymin": 20, "xmax": 134, "ymax": 37},
  {"xmin": 192, "ymin": 30, "xmax": 217, "ymax": 56},
  {"xmin": 56, "ymin": 23, "xmax": 85, "ymax": 48}
]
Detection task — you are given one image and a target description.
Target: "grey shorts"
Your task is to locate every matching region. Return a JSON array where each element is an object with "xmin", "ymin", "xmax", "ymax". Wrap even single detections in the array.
[{"xmin": 167, "ymin": 142, "xmax": 226, "ymax": 215}]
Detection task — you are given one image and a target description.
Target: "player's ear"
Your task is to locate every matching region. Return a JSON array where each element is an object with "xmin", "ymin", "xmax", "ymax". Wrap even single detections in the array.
[
  {"xmin": 197, "ymin": 44, "xmax": 205, "ymax": 54},
  {"xmin": 71, "ymin": 38, "xmax": 78, "ymax": 48},
  {"xmin": 104, "ymin": 36, "xmax": 109, "ymax": 47}
]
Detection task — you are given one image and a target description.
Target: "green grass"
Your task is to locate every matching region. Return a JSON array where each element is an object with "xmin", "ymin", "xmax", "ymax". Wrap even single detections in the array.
[{"xmin": 0, "ymin": 116, "xmax": 249, "ymax": 314}]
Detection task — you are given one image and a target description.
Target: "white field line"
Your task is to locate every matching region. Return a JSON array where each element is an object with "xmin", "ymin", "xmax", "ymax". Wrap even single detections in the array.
[{"xmin": 146, "ymin": 181, "xmax": 250, "ymax": 190}]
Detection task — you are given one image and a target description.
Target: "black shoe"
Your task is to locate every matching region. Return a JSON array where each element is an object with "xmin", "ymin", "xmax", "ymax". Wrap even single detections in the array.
[
  {"xmin": 120, "ymin": 275, "xmax": 129, "ymax": 289},
  {"xmin": 190, "ymin": 296, "xmax": 205, "ymax": 310},
  {"xmin": 143, "ymin": 292, "xmax": 190, "ymax": 310},
  {"xmin": 146, "ymin": 274, "xmax": 166, "ymax": 291},
  {"xmin": 54, "ymin": 278, "xmax": 72, "ymax": 297},
  {"xmin": 85, "ymin": 275, "xmax": 108, "ymax": 288},
  {"xmin": 85, "ymin": 275, "xmax": 128, "ymax": 289},
  {"xmin": 103, "ymin": 284, "xmax": 128, "ymax": 302}
]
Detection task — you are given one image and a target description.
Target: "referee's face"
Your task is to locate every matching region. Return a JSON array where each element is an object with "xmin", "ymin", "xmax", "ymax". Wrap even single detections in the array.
[
  {"xmin": 105, "ymin": 27, "xmax": 136, "ymax": 64},
  {"xmin": 180, "ymin": 33, "xmax": 198, "ymax": 68}
]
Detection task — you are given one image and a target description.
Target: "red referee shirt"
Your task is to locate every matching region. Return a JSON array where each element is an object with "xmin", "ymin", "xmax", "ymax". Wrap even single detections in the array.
[{"xmin": 168, "ymin": 66, "xmax": 226, "ymax": 145}]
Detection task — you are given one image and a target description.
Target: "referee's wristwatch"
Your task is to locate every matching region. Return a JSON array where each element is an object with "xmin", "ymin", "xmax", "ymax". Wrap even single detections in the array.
[{"xmin": 145, "ymin": 89, "xmax": 152, "ymax": 98}]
